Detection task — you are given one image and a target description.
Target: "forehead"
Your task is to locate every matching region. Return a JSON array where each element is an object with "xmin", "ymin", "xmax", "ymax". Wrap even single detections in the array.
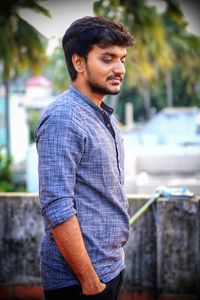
[{"xmin": 90, "ymin": 45, "xmax": 127, "ymax": 57}]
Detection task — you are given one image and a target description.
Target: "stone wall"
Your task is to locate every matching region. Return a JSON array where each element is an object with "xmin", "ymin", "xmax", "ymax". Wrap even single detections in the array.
[
  {"xmin": 0, "ymin": 193, "xmax": 199, "ymax": 300},
  {"xmin": 0, "ymin": 193, "xmax": 43, "ymax": 285}
]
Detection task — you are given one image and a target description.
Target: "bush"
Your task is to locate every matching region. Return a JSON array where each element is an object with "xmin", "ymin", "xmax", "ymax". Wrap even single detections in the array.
[{"xmin": 0, "ymin": 149, "xmax": 25, "ymax": 192}]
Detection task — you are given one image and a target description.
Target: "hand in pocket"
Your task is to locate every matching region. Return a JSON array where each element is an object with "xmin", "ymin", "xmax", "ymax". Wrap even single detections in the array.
[{"xmin": 80, "ymin": 283, "xmax": 114, "ymax": 299}]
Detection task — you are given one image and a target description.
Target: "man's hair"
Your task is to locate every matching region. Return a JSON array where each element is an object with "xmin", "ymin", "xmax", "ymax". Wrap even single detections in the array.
[{"xmin": 62, "ymin": 16, "xmax": 134, "ymax": 81}]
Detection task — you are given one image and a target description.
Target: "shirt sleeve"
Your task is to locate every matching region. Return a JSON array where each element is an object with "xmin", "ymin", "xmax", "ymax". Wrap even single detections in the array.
[{"xmin": 35, "ymin": 107, "xmax": 85, "ymax": 228}]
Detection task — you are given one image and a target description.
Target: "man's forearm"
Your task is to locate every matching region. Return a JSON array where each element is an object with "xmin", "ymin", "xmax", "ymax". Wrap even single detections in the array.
[{"xmin": 51, "ymin": 215, "xmax": 105, "ymax": 295}]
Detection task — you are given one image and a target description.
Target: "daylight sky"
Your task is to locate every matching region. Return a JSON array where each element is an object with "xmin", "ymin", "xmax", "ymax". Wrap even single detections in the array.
[{"xmin": 20, "ymin": 0, "xmax": 200, "ymax": 40}]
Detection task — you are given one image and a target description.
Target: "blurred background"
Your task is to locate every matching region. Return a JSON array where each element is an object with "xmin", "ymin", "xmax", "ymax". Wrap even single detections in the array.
[{"xmin": 0, "ymin": 0, "xmax": 200, "ymax": 195}]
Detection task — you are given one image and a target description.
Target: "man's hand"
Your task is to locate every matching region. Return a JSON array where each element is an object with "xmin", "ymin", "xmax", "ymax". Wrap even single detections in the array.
[
  {"xmin": 81, "ymin": 276, "xmax": 106, "ymax": 295},
  {"xmin": 51, "ymin": 215, "xmax": 105, "ymax": 295}
]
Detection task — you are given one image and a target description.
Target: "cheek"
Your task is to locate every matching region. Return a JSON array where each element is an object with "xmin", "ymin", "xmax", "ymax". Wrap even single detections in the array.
[
  {"xmin": 86, "ymin": 61, "xmax": 111, "ymax": 80},
  {"xmin": 92, "ymin": 69, "xmax": 109, "ymax": 81},
  {"xmin": 94, "ymin": 60, "xmax": 112, "ymax": 74}
]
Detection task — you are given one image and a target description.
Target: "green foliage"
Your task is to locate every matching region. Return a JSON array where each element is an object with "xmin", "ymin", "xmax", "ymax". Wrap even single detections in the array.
[
  {"xmin": 43, "ymin": 45, "xmax": 70, "ymax": 93},
  {"xmin": 0, "ymin": 0, "xmax": 50, "ymax": 79},
  {"xmin": 0, "ymin": 150, "xmax": 25, "ymax": 192},
  {"xmin": 0, "ymin": 150, "xmax": 12, "ymax": 182},
  {"xmin": 162, "ymin": 0, "xmax": 200, "ymax": 97},
  {"xmin": 27, "ymin": 109, "xmax": 40, "ymax": 144},
  {"xmin": 93, "ymin": 0, "xmax": 200, "ymax": 122},
  {"xmin": 0, "ymin": 0, "xmax": 51, "ymax": 156},
  {"xmin": 94, "ymin": 0, "xmax": 173, "ymax": 87}
]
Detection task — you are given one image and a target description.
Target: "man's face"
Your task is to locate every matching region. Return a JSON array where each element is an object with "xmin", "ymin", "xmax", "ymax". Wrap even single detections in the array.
[{"xmin": 83, "ymin": 45, "xmax": 127, "ymax": 96}]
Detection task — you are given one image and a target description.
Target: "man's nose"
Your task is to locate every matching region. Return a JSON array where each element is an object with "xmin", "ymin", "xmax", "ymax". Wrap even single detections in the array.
[{"xmin": 113, "ymin": 61, "xmax": 126, "ymax": 75}]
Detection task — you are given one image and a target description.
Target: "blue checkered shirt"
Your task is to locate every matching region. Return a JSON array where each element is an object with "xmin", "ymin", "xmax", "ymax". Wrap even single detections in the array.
[{"xmin": 35, "ymin": 85, "xmax": 130, "ymax": 290}]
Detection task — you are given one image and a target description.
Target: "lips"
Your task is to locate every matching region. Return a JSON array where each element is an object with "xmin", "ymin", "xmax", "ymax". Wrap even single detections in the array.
[
  {"xmin": 107, "ymin": 76, "xmax": 123, "ymax": 84},
  {"xmin": 111, "ymin": 79, "xmax": 121, "ymax": 85}
]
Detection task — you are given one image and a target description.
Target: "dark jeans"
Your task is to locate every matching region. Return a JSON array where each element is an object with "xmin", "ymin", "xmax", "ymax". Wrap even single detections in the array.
[{"xmin": 44, "ymin": 270, "xmax": 124, "ymax": 300}]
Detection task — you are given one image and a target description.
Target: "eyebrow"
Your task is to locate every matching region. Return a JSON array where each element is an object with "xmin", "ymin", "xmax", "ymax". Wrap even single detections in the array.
[{"xmin": 101, "ymin": 52, "xmax": 127, "ymax": 59}]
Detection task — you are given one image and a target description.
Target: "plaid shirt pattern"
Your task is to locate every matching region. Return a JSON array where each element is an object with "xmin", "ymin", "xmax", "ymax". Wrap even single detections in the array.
[{"xmin": 35, "ymin": 85, "xmax": 130, "ymax": 290}]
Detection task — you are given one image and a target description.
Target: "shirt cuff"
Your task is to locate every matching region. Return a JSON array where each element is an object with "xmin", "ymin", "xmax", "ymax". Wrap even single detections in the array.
[{"xmin": 41, "ymin": 197, "xmax": 77, "ymax": 228}]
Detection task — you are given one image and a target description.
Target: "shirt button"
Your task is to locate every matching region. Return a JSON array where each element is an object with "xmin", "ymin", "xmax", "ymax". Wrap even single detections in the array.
[
  {"xmin": 107, "ymin": 124, "xmax": 111, "ymax": 128},
  {"xmin": 101, "ymin": 111, "xmax": 105, "ymax": 115}
]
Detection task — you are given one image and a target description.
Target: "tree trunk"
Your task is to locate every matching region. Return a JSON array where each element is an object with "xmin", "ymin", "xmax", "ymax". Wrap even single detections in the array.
[{"xmin": 166, "ymin": 68, "xmax": 173, "ymax": 107}]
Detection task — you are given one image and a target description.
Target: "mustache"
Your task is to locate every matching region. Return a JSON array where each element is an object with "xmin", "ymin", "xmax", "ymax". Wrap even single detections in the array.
[{"xmin": 107, "ymin": 75, "xmax": 123, "ymax": 81}]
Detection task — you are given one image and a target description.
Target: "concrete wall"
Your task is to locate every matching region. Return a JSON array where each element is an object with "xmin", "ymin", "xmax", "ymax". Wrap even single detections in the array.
[
  {"xmin": 0, "ymin": 194, "xmax": 43, "ymax": 285},
  {"xmin": 0, "ymin": 193, "xmax": 199, "ymax": 300}
]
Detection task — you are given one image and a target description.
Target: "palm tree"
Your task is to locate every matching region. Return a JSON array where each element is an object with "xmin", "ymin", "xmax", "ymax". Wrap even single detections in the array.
[
  {"xmin": 43, "ymin": 45, "xmax": 70, "ymax": 93},
  {"xmin": 94, "ymin": 0, "xmax": 173, "ymax": 120},
  {"xmin": 0, "ymin": 0, "xmax": 50, "ymax": 155},
  {"xmin": 162, "ymin": 0, "xmax": 200, "ymax": 107}
]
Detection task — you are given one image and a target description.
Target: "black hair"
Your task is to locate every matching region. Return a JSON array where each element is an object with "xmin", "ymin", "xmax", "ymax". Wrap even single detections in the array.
[{"xmin": 62, "ymin": 16, "xmax": 134, "ymax": 81}]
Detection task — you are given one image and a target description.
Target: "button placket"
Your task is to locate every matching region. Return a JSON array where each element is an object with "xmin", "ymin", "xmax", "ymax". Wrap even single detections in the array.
[
  {"xmin": 112, "ymin": 121, "xmax": 123, "ymax": 183},
  {"xmin": 115, "ymin": 136, "xmax": 122, "ymax": 181},
  {"xmin": 99, "ymin": 110, "xmax": 122, "ymax": 181}
]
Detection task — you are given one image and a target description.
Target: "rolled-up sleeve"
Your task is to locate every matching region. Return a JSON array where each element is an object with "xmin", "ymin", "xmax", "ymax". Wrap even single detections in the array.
[{"xmin": 35, "ymin": 107, "xmax": 85, "ymax": 228}]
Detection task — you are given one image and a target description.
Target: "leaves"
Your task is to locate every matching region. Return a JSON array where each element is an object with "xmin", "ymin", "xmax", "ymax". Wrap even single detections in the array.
[
  {"xmin": 93, "ymin": 0, "xmax": 200, "ymax": 120},
  {"xmin": 0, "ymin": 0, "xmax": 50, "ymax": 79},
  {"xmin": 94, "ymin": 0, "xmax": 173, "ymax": 89}
]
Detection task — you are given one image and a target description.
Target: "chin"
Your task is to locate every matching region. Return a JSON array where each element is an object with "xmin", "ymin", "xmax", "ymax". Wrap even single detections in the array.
[
  {"xmin": 111, "ymin": 91, "xmax": 120, "ymax": 95},
  {"xmin": 110, "ymin": 88, "xmax": 121, "ymax": 95}
]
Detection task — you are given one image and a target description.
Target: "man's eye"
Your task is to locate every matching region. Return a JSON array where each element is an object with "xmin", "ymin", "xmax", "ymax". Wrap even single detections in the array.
[{"xmin": 102, "ymin": 59, "xmax": 112, "ymax": 64}]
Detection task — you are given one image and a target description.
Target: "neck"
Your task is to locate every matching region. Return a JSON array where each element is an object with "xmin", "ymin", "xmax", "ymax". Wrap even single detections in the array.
[{"xmin": 72, "ymin": 81, "xmax": 104, "ymax": 107}]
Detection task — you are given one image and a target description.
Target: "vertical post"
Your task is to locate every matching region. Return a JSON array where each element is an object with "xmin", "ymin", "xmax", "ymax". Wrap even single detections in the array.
[
  {"xmin": 143, "ymin": 84, "xmax": 151, "ymax": 121},
  {"xmin": 124, "ymin": 196, "xmax": 157, "ymax": 292},
  {"xmin": 166, "ymin": 68, "xmax": 173, "ymax": 107},
  {"xmin": 125, "ymin": 102, "xmax": 134, "ymax": 130},
  {"xmin": 157, "ymin": 198, "xmax": 199, "ymax": 297}
]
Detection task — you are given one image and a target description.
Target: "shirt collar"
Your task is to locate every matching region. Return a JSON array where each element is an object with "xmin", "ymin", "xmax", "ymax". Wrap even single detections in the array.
[{"xmin": 69, "ymin": 85, "xmax": 114, "ymax": 116}]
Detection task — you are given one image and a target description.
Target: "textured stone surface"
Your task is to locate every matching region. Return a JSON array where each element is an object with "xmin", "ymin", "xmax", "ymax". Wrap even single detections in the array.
[
  {"xmin": 0, "ymin": 193, "xmax": 44, "ymax": 284},
  {"xmin": 124, "ymin": 195, "xmax": 157, "ymax": 291},
  {"xmin": 0, "ymin": 193, "xmax": 200, "ymax": 299},
  {"xmin": 157, "ymin": 198, "xmax": 199, "ymax": 295}
]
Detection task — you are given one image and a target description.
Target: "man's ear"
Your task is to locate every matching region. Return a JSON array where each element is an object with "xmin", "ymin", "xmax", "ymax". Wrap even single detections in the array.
[{"xmin": 72, "ymin": 54, "xmax": 85, "ymax": 73}]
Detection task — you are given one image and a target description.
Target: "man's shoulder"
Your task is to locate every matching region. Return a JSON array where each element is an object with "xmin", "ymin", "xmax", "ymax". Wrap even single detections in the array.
[
  {"xmin": 46, "ymin": 89, "xmax": 80, "ymax": 114},
  {"xmin": 41, "ymin": 88, "xmax": 84, "ymax": 122},
  {"xmin": 35, "ymin": 89, "xmax": 85, "ymax": 137}
]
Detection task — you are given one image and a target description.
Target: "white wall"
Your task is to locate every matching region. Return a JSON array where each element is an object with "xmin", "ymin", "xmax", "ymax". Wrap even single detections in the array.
[
  {"xmin": 26, "ymin": 143, "xmax": 39, "ymax": 193},
  {"xmin": 9, "ymin": 95, "xmax": 29, "ymax": 164}
]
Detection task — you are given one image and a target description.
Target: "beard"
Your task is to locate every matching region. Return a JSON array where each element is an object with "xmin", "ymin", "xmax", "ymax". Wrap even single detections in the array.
[
  {"xmin": 88, "ymin": 80, "xmax": 121, "ymax": 95},
  {"xmin": 85, "ymin": 65, "xmax": 123, "ymax": 96}
]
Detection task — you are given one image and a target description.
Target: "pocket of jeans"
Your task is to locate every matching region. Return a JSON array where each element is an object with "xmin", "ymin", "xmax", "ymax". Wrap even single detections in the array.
[{"xmin": 80, "ymin": 283, "xmax": 113, "ymax": 299}]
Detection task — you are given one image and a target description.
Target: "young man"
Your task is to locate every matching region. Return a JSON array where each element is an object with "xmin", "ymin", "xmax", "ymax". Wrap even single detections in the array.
[{"xmin": 35, "ymin": 16, "xmax": 134, "ymax": 300}]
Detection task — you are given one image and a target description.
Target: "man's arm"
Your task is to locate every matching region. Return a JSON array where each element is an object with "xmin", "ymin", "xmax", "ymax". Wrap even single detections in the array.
[
  {"xmin": 51, "ymin": 215, "xmax": 106, "ymax": 295},
  {"xmin": 36, "ymin": 111, "xmax": 105, "ymax": 294}
]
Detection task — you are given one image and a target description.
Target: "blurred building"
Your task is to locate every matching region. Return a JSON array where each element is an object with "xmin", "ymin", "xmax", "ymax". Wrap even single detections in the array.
[
  {"xmin": 24, "ymin": 76, "xmax": 54, "ymax": 192},
  {"xmin": 2, "ymin": 79, "xmax": 200, "ymax": 196},
  {"xmin": 0, "ymin": 84, "xmax": 29, "ymax": 180},
  {"xmin": 123, "ymin": 107, "xmax": 200, "ymax": 195},
  {"xmin": 0, "ymin": 87, "xmax": 6, "ymax": 148},
  {"xmin": 0, "ymin": 76, "xmax": 54, "ymax": 188},
  {"xmin": 25, "ymin": 76, "xmax": 53, "ymax": 109}
]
